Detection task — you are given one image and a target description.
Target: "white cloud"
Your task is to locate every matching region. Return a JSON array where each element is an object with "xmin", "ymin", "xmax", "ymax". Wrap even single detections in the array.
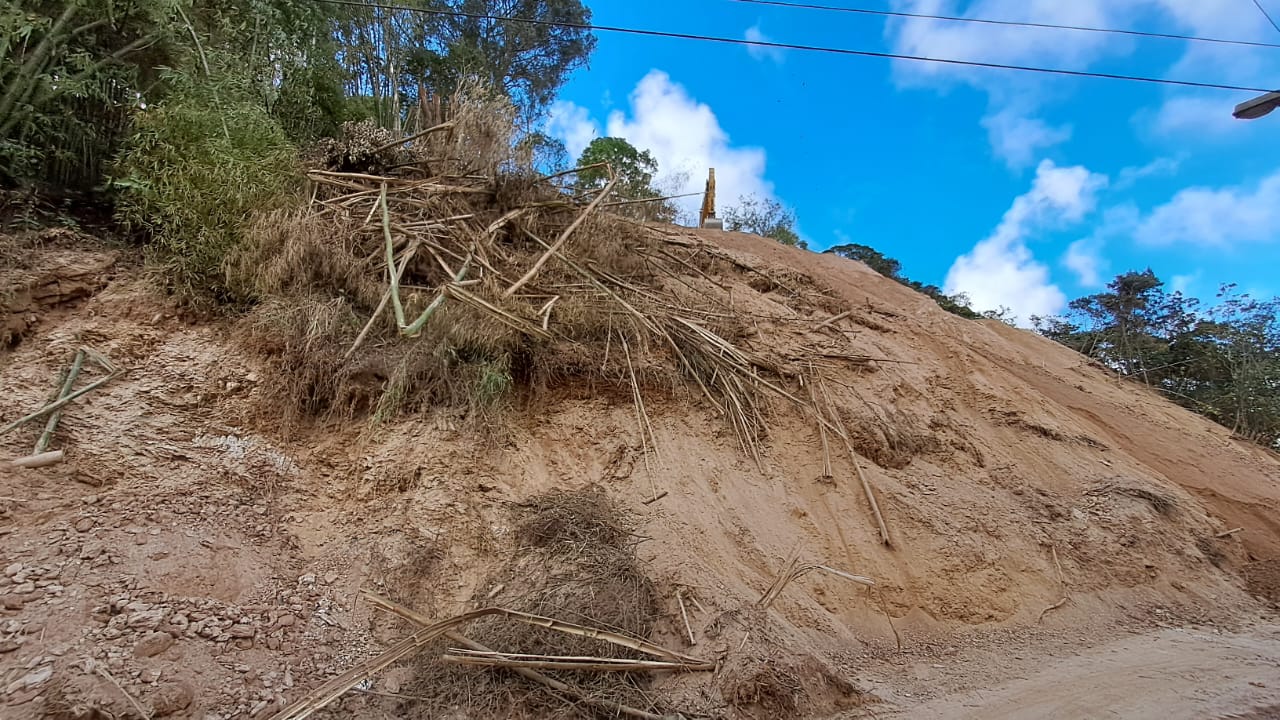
[
  {"xmin": 981, "ymin": 109, "xmax": 1072, "ymax": 170},
  {"xmin": 1062, "ymin": 238, "xmax": 1104, "ymax": 287},
  {"xmin": 1134, "ymin": 169, "xmax": 1280, "ymax": 247},
  {"xmin": 945, "ymin": 159, "xmax": 1108, "ymax": 322},
  {"xmin": 1114, "ymin": 156, "xmax": 1181, "ymax": 190},
  {"xmin": 545, "ymin": 100, "xmax": 598, "ymax": 161},
  {"xmin": 1139, "ymin": 1, "xmax": 1279, "ymax": 140},
  {"xmin": 1146, "ymin": 95, "xmax": 1243, "ymax": 140},
  {"xmin": 1170, "ymin": 273, "xmax": 1198, "ymax": 295},
  {"xmin": 744, "ymin": 25, "xmax": 784, "ymax": 63},
  {"xmin": 886, "ymin": 0, "xmax": 1133, "ymax": 167},
  {"xmin": 1059, "ymin": 204, "xmax": 1139, "ymax": 287},
  {"xmin": 603, "ymin": 71, "xmax": 774, "ymax": 218},
  {"xmin": 544, "ymin": 72, "xmax": 775, "ymax": 221}
]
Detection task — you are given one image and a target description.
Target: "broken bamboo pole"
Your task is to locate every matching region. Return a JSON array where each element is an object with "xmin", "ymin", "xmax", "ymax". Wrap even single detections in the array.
[{"xmin": 34, "ymin": 349, "xmax": 85, "ymax": 454}]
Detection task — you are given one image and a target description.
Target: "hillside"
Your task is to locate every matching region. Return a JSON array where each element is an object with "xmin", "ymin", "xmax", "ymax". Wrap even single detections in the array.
[{"xmin": 1, "ymin": 225, "xmax": 1279, "ymax": 719}]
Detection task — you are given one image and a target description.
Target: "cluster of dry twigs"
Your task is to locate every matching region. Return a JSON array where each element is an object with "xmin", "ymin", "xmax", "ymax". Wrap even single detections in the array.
[{"xmin": 236, "ymin": 87, "xmax": 805, "ymax": 461}]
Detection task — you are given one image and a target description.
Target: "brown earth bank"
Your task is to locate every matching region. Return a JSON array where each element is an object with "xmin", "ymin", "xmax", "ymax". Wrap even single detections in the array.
[{"xmin": 1, "ymin": 228, "xmax": 1278, "ymax": 719}]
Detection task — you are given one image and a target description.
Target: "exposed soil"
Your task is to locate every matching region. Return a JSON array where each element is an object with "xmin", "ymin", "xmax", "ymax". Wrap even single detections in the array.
[{"xmin": 1, "ymin": 228, "xmax": 1278, "ymax": 719}]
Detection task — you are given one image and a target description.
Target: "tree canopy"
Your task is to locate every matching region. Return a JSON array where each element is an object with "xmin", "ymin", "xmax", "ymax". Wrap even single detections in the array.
[
  {"xmin": 574, "ymin": 136, "xmax": 676, "ymax": 222},
  {"xmin": 724, "ymin": 195, "xmax": 805, "ymax": 249},
  {"xmin": 1033, "ymin": 272, "xmax": 1280, "ymax": 447}
]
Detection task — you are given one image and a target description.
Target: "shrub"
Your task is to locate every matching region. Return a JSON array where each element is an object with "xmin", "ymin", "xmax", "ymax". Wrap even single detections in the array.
[{"xmin": 111, "ymin": 68, "xmax": 299, "ymax": 307}]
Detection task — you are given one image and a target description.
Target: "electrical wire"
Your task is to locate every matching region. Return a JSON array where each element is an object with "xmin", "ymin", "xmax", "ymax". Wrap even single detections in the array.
[
  {"xmin": 731, "ymin": 0, "xmax": 1280, "ymax": 50},
  {"xmin": 308, "ymin": 0, "xmax": 1276, "ymax": 94},
  {"xmin": 1250, "ymin": 0, "xmax": 1280, "ymax": 35}
]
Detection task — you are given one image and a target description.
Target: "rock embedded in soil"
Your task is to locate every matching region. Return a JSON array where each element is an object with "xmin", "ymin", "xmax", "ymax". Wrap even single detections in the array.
[
  {"xmin": 149, "ymin": 680, "xmax": 195, "ymax": 717},
  {"xmin": 134, "ymin": 631, "xmax": 175, "ymax": 658}
]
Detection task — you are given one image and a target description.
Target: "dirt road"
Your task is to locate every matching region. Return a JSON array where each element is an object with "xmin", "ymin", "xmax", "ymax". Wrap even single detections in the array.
[{"xmin": 895, "ymin": 623, "xmax": 1280, "ymax": 719}]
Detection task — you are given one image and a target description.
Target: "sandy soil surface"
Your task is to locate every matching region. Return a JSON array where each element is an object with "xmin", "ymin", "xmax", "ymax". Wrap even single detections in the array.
[{"xmin": 1, "ymin": 228, "xmax": 1278, "ymax": 719}]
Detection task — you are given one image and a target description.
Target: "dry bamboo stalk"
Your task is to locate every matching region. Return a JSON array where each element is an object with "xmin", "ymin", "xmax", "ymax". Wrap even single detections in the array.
[
  {"xmin": 34, "ymin": 349, "xmax": 85, "ymax": 454},
  {"xmin": 441, "ymin": 651, "xmax": 700, "ymax": 672},
  {"xmin": 815, "ymin": 376, "xmax": 893, "ymax": 547},
  {"xmin": 538, "ymin": 295, "xmax": 559, "ymax": 331},
  {"xmin": 360, "ymin": 593, "xmax": 710, "ymax": 665},
  {"xmin": 447, "ymin": 285, "xmax": 552, "ymax": 339},
  {"xmin": 8, "ymin": 451, "xmax": 64, "ymax": 469},
  {"xmin": 97, "ymin": 665, "xmax": 151, "ymax": 720},
  {"xmin": 445, "ymin": 633, "xmax": 667, "ymax": 720},
  {"xmin": 1214, "ymin": 527, "xmax": 1244, "ymax": 538},
  {"xmin": 504, "ymin": 177, "xmax": 618, "ymax": 298},
  {"xmin": 848, "ymin": 446, "xmax": 891, "ymax": 548},
  {"xmin": 620, "ymin": 333, "xmax": 661, "ymax": 501},
  {"xmin": 807, "ymin": 374, "xmax": 834, "ymax": 479},
  {"xmin": 1, "ymin": 372, "xmax": 119, "ymax": 437},
  {"xmin": 758, "ymin": 555, "xmax": 875, "ymax": 611},
  {"xmin": 813, "ymin": 310, "xmax": 853, "ymax": 332},
  {"xmin": 676, "ymin": 589, "xmax": 696, "ymax": 646},
  {"xmin": 363, "ymin": 593, "xmax": 682, "ymax": 720},
  {"xmin": 369, "ymin": 121, "xmax": 454, "ymax": 155}
]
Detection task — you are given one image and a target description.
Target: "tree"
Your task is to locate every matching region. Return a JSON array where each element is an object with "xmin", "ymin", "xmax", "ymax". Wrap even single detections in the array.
[
  {"xmin": 724, "ymin": 195, "xmax": 805, "ymax": 248},
  {"xmin": 346, "ymin": 0, "xmax": 596, "ymax": 127},
  {"xmin": 574, "ymin": 137, "xmax": 676, "ymax": 222},
  {"xmin": 825, "ymin": 243, "xmax": 901, "ymax": 278},
  {"xmin": 1033, "ymin": 272, "xmax": 1280, "ymax": 448}
]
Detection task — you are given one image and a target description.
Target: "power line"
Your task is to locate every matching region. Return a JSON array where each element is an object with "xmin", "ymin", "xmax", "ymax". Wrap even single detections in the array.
[
  {"xmin": 1250, "ymin": 0, "xmax": 1280, "ymax": 35},
  {"xmin": 732, "ymin": 0, "xmax": 1280, "ymax": 51},
  {"xmin": 309, "ymin": 0, "xmax": 1275, "ymax": 95}
]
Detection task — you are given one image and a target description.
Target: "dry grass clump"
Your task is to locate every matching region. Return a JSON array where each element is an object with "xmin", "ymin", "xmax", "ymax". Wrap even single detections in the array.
[
  {"xmin": 233, "ymin": 82, "xmax": 797, "ymax": 449},
  {"xmin": 405, "ymin": 488, "xmax": 663, "ymax": 719}
]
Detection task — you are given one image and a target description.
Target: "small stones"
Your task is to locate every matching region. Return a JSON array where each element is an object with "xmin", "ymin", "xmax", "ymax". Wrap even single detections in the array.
[
  {"xmin": 0, "ymin": 639, "xmax": 20, "ymax": 653},
  {"xmin": 12, "ymin": 582, "xmax": 35, "ymax": 594},
  {"xmin": 127, "ymin": 608, "xmax": 168, "ymax": 631},
  {"xmin": 134, "ymin": 631, "xmax": 175, "ymax": 658},
  {"xmin": 3, "ymin": 562, "xmax": 22, "ymax": 577},
  {"xmin": 298, "ymin": 574, "xmax": 316, "ymax": 586},
  {"xmin": 274, "ymin": 614, "xmax": 297, "ymax": 628},
  {"xmin": 74, "ymin": 517, "xmax": 94, "ymax": 533},
  {"xmin": 4, "ymin": 664, "xmax": 53, "ymax": 694}
]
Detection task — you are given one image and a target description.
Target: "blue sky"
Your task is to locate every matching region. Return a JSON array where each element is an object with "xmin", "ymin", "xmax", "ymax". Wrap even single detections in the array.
[{"xmin": 544, "ymin": 0, "xmax": 1280, "ymax": 322}]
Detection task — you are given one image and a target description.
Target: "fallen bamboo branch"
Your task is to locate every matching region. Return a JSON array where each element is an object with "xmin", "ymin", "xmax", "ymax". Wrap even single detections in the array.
[
  {"xmin": 676, "ymin": 589, "xmax": 696, "ymax": 646},
  {"xmin": 812, "ymin": 310, "xmax": 853, "ymax": 332},
  {"xmin": 815, "ymin": 375, "xmax": 893, "ymax": 547},
  {"xmin": 504, "ymin": 177, "xmax": 618, "ymax": 298},
  {"xmin": 7, "ymin": 450, "xmax": 64, "ymax": 469},
  {"xmin": 1, "ymin": 372, "xmax": 120, "ymax": 437},
  {"xmin": 758, "ymin": 553, "xmax": 875, "ymax": 611},
  {"xmin": 369, "ymin": 121, "xmax": 455, "ymax": 155},
  {"xmin": 1214, "ymin": 527, "xmax": 1244, "ymax": 538},
  {"xmin": 34, "ymin": 349, "xmax": 85, "ymax": 454},
  {"xmin": 361, "ymin": 592, "xmax": 710, "ymax": 665},
  {"xmin": 360, "ymin": 592, "xmax": 697, "ymax": 720},
  {"xmin": 97, "ymin": 664, "xmax": 151, "ymax": 720},
  {"xmin": 441, "ymin": 650, "xmax": 700, "ymax": 672}
]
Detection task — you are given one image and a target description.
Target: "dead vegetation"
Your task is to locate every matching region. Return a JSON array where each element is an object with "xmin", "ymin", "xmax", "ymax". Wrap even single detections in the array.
[
  {"xmin": 405, "ymin": 488, "xmax": 663, "ymax": 719},
  {"xmin": 234, "ymin": 84, "xmax": 797, "ymax": 450}
]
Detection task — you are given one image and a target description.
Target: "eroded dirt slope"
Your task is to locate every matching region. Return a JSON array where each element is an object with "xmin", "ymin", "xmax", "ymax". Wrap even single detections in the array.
[{"xmin": 1, "ymin": 229, "xmax": 1278, "ymax": 719}]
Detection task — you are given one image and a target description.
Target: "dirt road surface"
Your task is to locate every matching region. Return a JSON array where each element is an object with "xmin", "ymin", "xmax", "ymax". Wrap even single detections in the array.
[{"xmin": 895, "ymin": 623, "xmax": 1280, "ymax": 719}]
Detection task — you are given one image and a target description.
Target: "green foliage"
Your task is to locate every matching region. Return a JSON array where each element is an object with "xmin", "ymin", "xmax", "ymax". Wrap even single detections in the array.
[
  {"xmin": 724, "ymin": 195, "xmax": 806, "ymax": 249},
  {"xmin": 111, "ymin": 68, "xmax": 299, "ymax": 306},
  {"xmin": 1, "ymin": 0, "xmax": 172, "ymax": 188},
  {"xmin": 1033, "ymin": 273, "xmax": 1280, "ymax": 447},
  {"xmin": 574, "ymin": 136, "xmax": 676, "ymax": 222},
  {"xmin": 825, "ymin": 242, "xmax": 981, "ymax": 319}
]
